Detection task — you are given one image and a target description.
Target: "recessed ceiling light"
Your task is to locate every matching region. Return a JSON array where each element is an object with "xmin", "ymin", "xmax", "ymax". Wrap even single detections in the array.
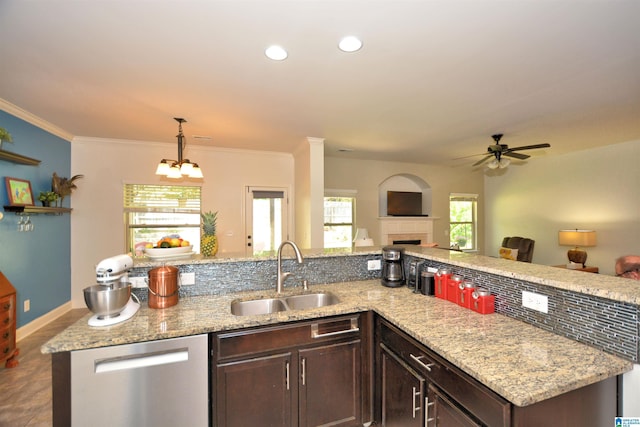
[
  {"xmin": 265, "ymin": 45, "xmax": 288, "ymax": 61},
  {"xmin": 338, "ymin": 36, "xmax": 363, "ymax": 53}
]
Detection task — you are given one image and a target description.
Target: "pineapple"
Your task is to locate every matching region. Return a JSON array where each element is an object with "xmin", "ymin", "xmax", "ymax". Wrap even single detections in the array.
[{"xmin": 200, "ymin": 211, "xmax": 218, "ymax": 257}]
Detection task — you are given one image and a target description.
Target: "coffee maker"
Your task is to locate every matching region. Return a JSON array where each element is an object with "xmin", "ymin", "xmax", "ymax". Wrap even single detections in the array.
[{"xmin": 381, "ymin": 246, "xmax": 406, "ymax": 288}]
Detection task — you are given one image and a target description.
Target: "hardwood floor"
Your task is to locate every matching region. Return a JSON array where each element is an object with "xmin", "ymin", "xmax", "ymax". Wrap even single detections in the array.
[{"xmin": 0, "ymin": 309, "xmax": 89, "ymax": 427}]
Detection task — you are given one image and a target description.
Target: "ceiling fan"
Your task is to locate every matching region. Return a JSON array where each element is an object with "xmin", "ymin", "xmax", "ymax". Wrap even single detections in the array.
[{"xmin": 471, "ymin": 134, "xmax": 551, "ymax": 169}]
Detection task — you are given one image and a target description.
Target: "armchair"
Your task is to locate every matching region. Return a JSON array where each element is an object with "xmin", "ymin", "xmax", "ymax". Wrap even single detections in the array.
[{"xmin": 501, "ymin": 236, "xmax": 535, "ymax": 263}]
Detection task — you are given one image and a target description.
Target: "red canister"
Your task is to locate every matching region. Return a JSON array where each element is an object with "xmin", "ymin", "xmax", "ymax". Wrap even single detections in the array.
[
  {"xmin": 448, "ymin": 274, "xmax": 463, "ymax": 303},
  {"xmin": 471, "ymin": 288, "xmax": 495, "ymax": 314},
  {"xmin": 458, "ymin": 280, "xmax": 476, "ymax": 309},
  {"xmin": 435, "ymin": 269, "xmax": 450, "ymax": 299},
  {"xmin": 148, "ymin": 265, "xmax": 180, "ymax": 309}
]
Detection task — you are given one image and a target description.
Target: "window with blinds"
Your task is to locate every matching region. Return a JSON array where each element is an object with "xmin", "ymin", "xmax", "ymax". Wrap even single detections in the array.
[
  {"xmin": 324, "ymin": 190, "xmax": 356, "ymax": 248},
  {"xmin": 449, "ymin": 193, "xmax": 478, "ymax": 251},
  {"xmin": 124, "ymin": 184, "xmax": 202, "ymax": 255}
]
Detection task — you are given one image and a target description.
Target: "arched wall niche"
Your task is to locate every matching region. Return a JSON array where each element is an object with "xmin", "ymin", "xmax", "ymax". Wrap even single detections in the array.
[{"xmin": 378, "ymin": 173, "xmax": 432, "ymax": 217}]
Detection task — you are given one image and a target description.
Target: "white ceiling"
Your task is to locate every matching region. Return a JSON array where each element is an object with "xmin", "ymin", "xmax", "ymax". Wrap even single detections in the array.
[{"xmin": 1, "ymin": 0, "xmax": 639, "ymax": 166}]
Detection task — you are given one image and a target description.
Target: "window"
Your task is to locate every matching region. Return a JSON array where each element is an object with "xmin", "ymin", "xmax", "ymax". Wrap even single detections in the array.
[
  {"xmin": 124, "ymin": 184, "xmax": 201, "ymax": 255},
  {"xmin": 449, "ymin": 193, "xmax": 478, "ymax": 251},
  {"xmin": 324, "ymin": 193, "xmax": 355, "ymax": 248}
]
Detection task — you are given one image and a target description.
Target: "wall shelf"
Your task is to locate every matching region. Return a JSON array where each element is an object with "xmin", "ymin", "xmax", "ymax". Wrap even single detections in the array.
[
  {"xmin": 3, "ymin": 205, "xmax": 71, "ymax": 215},
  {"xmin": 0, "ymin": 149, "xmax": 41, "ymax": 166}
]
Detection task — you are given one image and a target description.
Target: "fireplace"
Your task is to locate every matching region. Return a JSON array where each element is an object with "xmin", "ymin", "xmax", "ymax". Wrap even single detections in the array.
[{"xmin": 379, "ymin": 216, "xmax": 436, "ymax": 246}]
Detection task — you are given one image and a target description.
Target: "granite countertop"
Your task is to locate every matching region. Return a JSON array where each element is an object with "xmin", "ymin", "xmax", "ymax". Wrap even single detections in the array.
[{"xmin": 42, "ymin": 279, "xmax": 632, "ymax": 407}]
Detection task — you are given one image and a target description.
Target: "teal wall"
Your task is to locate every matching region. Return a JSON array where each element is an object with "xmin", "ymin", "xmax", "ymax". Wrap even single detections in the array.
[{"xmin": 0, "ymin": 110, "xmax": 71, "ymax": 328}]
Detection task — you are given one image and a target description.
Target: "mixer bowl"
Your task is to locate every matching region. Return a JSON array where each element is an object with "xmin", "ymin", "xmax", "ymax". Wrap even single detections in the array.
[{"xmin": 83, "ymin": 283, "xmax": 131, "ymax": 318}]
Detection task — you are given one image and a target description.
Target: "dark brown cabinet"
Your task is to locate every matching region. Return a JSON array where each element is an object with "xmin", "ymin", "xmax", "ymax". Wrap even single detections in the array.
[
  {"xmin": 212, "ymin": 314, "xmax": 370, "ymax": 427},
  {"xmin": 376, "ymin": 316, "xmax": 618, "ymax": 427},
  {"xmin": 380, "ymin": 344, "xmax": 425, "ymax": 426}
]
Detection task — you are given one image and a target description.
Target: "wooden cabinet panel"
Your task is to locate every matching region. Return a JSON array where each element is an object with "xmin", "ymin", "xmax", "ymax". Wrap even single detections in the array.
[
  {"xmin": 427, "ymin": 384, "xmax": 481, "ymax": 427},
  {"xmin": 380, "ymin": 344, "xmax": 425, "ymax": 427},
  {"xmin": 216, "ymin": 352, "xmax": 293, "ymax": 427},
  {"xmin": 299, "ymin": 340, "xmax": 361, "ymax": 427},
  {"xmin": 212, "ymin": 313, "xmax": 367, "ymax": 427}
]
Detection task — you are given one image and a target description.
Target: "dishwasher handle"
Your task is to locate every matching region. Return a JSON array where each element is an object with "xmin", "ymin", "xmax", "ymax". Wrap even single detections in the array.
[{"xmin": 94, "ymin": 347, "xmax": 189, "ymax": 373}]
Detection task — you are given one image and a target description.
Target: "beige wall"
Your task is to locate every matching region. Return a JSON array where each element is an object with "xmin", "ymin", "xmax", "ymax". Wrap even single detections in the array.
[
  {"xmin": 324, "ymin": 157, "xmax": 485, "ymax": 249},
  {"xmin": 485, "ymin": 139, "xmax": 640, "ymax": 275},
  {"xmin": 71, "ymin": 137, "xmax": 294, "ymax": 307}
]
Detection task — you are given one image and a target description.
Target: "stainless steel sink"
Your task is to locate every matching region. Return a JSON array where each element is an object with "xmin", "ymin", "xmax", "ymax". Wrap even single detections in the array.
[
  {"xmin": 230, "ymin": 292, "xmax": 339, "ymax": 316},
  {"xmin": 230, "ymin": 298, "xmax": 287, "ymax": 316},
  {"xmin": 284, "ymin": 292, "xmax": 340, "ymax": 310}
]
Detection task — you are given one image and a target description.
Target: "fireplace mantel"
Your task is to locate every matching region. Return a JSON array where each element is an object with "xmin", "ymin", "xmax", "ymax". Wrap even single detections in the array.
[{"xmin": 378, "ymin": 216, "xmax": 437, "ymax": 245}]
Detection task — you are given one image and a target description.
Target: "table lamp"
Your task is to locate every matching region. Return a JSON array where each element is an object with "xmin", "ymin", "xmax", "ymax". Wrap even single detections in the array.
[
  {"xmin": 353, "ymin": 228, "xmax": 374, "ymax": 247},
  {"xmin": 558, "ymin": 229, "xmax": 597, "ymax": 268}
]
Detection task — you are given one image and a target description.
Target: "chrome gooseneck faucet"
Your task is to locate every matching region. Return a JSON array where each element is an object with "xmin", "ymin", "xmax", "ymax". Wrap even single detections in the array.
[{"xmin": 276, "ymin": 240, "xmax": 304, "ymax": 293}]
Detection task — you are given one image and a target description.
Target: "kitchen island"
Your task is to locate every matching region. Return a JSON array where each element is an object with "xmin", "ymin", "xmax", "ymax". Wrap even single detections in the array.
[{"xmin": 43, "ymin": 247, "xmax": 639, "ymax": 425}]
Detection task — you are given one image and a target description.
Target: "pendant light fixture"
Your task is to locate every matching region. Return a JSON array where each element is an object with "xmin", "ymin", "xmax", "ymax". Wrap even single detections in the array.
[{"xmin": 155, "ymin": 118, "xmax": 203, "ymax": 179}]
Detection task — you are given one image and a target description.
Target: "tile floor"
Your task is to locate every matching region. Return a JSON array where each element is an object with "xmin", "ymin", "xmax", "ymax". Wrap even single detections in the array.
[{"xmin": 0, "ymin": 309, "xmax": 88, "ymax": 427}]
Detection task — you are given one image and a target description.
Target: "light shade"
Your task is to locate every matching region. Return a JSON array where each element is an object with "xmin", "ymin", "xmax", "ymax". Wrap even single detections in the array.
[
  {"xmin": 558, "ymin": 230, "xmax": 597, "ymax": 247},
  {"xmin": 558, "ymin": 229, "xmax": 597, "ymax": 267},
  {"xmin": 353, "ymin": 228, "xmax": 374, "ymax": 247}
]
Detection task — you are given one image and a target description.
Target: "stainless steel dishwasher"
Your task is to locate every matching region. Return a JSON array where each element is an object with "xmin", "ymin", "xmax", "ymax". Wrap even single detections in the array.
[{"xmin": 70, "ymin": 334, "xmax": 208, "ymax": 427}]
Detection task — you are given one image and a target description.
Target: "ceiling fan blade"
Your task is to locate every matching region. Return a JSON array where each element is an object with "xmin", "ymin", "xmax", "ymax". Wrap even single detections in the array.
[
  {"xmin": 507, "ymin": 143, "xmax": 551, "ymax": 152},
  {"xmin": 452, "ymin": 152, "xmax": 487, "ymax": 160},
  {"xmin": 472, "ymin": 155, "xmax": 493, "ymax": 166},
  {"xmin": 503, "ymin": 152, "xmax": 530, "ymax": 160}
]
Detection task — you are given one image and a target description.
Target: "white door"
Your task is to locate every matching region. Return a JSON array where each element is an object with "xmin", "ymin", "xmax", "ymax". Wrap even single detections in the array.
[{"xmin": 245, "ymin": 187, "xmax": 288, "ymax": 256}]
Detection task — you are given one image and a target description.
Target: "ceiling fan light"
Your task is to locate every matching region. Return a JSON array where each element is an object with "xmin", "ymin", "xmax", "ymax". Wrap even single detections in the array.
[
  {"xmin": 499, "ymin": 158, "xmax": 511, "ymax": 168},
  {"xmin": 155, "ymin": 160, "xmax": 171, "ymax": 175},
  {"xmin": 487, "ymin": 159, "xmax": 499, "ymax": 169}
]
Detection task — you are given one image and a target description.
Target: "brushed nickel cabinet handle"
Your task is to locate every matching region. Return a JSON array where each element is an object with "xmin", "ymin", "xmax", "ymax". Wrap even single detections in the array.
[
  {"xmin": 410, "ymin": 353, "xmax": 434, "ymax": 372},
  {"xmin": 425, "ymin": 397, "xmax": 435, "ymax": 426},
  {"xmin": 412, "ymin": 386, "xmax": 421, "ymax": 418},
  {"xmin": 310, "ymin": 317, "xmax": 359, "ymax": 338},
  {"xmin": 301, "ymin": 358, "xmax": 306, "ymax": 386},
  {"xmin": 285, "ymin": 361, "xmax": 290, "ymax": 391}
]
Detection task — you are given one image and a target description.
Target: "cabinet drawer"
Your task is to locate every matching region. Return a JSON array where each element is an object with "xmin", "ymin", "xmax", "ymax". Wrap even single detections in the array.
[
  {"xmin": 216, "ymin": 314, "xmax": 361, "ymax": 361},
  {"xmin": 0, "ymin": 326, "xmax": 14, "ymax": 346},
  {"xmin": 380, "ymin": 319, "xmax": 510, "ymax": 427},
  {"xmin": 0, "ymin": 295, "xmax": 14, "ymax": 325}
]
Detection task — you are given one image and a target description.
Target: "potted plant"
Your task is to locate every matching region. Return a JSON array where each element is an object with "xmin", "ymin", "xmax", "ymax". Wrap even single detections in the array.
[
  {"xmin": 0, "ymin": 127, "xmax": 12, "ymax": 150},
  {"xmin": 38, "ymin": 191, "xmax": 59, "ymax": 207}
]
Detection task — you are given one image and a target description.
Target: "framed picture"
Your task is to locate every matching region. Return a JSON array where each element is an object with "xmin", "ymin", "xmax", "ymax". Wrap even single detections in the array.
[{"xmin": 5, "ymin": 177, "xmax": 35, "ymax": 206}]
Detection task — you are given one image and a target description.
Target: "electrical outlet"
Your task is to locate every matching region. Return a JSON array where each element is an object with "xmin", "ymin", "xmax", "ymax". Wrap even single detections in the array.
[
  {"xmin": 367, "ymin": 259, "xmax": 381, "ymax": 271},
  {"xmin": 180, "ymin": 272, "xmax": 195, "ymax": 286},
  {"xmin": 24, "ymin": 299, "xmax": 30, "ymax": 312},
  {"xmin": 129, "ymin": 276, "xmax": 148, "ymax": 288},
  {"xmin": 522, "ymin": 290, "xmax": 548, "ymax": 313}
]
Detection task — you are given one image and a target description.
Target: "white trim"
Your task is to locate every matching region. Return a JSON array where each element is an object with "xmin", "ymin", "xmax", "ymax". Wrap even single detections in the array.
[
  {"xmin": 0, "ymin": 98, "xmax": 74, "ymax": 142},
  {"xmin": 17, "ymin": 301, "xmax": 73, "ymax": 342}
]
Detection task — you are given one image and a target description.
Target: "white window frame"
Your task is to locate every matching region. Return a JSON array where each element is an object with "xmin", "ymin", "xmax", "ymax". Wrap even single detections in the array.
[
  {"xmin": 124, "ymin": 184, "xmax": 202, "ymax": 255},
  {"xmin": 449, "ymin": 193, "xmax": 478, "ymax": 251}
]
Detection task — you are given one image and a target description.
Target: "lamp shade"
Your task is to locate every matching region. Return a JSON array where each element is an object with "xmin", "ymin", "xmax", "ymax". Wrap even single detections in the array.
[{"xmin": 558, "ymin": 230, "xmax": 597, "ymax": 247}]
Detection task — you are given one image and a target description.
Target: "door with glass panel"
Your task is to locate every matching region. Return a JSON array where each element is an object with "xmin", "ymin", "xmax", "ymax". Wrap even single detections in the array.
[{"xmin": 245, "ymin": 187, "xmax": 288, "ymax": 256}]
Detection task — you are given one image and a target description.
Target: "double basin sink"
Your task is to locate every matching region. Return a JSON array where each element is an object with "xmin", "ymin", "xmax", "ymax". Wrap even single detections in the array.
[{"xmin": 231, "ymin": 292, "xmax": 339, "ymax": 316}]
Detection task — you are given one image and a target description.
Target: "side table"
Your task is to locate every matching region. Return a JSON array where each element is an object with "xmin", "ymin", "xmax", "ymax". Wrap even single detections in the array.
[{"xmin": 552, "ymin": 265, "xmax": 599, "ymax": 273}]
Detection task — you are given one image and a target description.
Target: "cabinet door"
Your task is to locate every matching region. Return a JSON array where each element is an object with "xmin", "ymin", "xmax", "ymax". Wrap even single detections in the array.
[
  {"xmin": 216, "ymin": 352, "xmax": 293, "ymax": 427},
  {"xmin": 380, "ymin": 344, "xmax": 425, "ymax": 427},
  {"xmin": 298, "ymin": 339, "xmax": 361, "ymax": 427},
  {"xmin": 426, "ymin": 384, "xmax": 481, "ymax": 427}
]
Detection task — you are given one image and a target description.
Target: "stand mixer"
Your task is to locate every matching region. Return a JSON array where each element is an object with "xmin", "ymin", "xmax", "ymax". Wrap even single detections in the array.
[{"xmin": 84, "ymin": 254, "xmax": 140, "ymax": 326}]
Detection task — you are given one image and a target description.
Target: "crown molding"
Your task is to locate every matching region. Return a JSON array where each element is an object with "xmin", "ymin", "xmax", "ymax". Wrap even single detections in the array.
[{"xmin": 0, "ymin": 98, "xmax": 74, "ymax": 142}]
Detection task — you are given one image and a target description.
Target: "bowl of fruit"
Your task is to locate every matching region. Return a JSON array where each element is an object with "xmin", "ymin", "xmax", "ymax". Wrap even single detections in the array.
[{"xmin": 144, "ymin": 236, "xmax": 193, "ymax": 258}]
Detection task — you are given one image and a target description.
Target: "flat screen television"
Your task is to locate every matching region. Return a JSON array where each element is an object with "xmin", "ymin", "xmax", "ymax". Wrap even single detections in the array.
[{"xmin": 387, "ymin": 191, "xmax": 423, "ymax": 216}]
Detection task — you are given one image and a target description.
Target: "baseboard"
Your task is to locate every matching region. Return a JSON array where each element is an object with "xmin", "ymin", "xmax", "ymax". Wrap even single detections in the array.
[{"xmin": 17, "ymin": 301, "xmax": 73, "ymax": 342}]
